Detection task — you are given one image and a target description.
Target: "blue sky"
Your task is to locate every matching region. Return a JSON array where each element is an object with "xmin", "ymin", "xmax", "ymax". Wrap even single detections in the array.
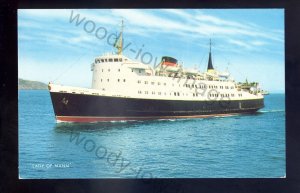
[{"xmin": 18, "ymin": 9, "xmax": 284, "ymax": 93}]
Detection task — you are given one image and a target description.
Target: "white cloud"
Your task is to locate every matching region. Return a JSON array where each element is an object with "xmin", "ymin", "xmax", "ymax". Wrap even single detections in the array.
[
  {"xmin": 18, "ymin": 9, "xmax": 284, "ymax": 53},
  {"xmin": 228, "ymin": 39, "xmax": 252, "ymax": 50},
  {"xmin": 251, "ymin": 41, "xmax": 267, "ymax": 46}
]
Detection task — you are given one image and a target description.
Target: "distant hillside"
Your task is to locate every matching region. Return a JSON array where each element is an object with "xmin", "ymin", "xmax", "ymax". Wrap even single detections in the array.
[{"xmin": 18, "ymin": 78, "xmax": 48, "ymax": 90}]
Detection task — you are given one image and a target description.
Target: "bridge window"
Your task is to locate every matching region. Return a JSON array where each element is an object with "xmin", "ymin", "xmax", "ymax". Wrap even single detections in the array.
[
  {"xmin": 119, "ymin": 58, "xmax": 122, "ymax": 62},
  {"xmin": 109, "ymin": 58, "xmax": 113, "ymax": 62},
  {"xmin": 101, "ymin": 59, "xmax": 104, "ymax": 62},
  {"xmin": 114, "ymin": 58, "xmax": 118, "ymax": 62}
]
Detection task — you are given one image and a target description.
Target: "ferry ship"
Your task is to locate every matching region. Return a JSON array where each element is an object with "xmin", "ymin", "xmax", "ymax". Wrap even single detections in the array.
[{"xmin": 48, "ymin": 21, "xmax": 264, "ymax": 122}]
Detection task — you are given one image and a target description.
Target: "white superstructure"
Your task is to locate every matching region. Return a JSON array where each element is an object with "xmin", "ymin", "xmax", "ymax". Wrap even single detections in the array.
[{"xmin": 88, "ymin": 53, "xmax": 263, "ymax": 101}]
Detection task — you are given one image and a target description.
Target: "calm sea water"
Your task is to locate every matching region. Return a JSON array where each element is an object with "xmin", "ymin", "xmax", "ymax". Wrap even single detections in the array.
[{"xmin": 18, "ymin": 90, "xmax": 285, "ymax": 178}]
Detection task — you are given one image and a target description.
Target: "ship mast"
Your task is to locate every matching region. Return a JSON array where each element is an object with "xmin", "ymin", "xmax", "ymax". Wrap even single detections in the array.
[
  {"xmin": 114, "ymin": 20, "xmax": 124, "ymax": 55},
  {"xmin": 119, "ymin": 20, "xmax": 124, "ymax": 55},
  {"xmin": 207, "ymin": 38, "xmax": 214, "ymax": 72}
]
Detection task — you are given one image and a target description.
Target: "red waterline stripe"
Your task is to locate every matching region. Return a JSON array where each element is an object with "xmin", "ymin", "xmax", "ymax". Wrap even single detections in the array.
[
  {"xmin": 162, "ymin": 61, "xmax": 177, "ymax": 67},
  {"xmin": 56, "ymin": 114, "xmax": 239, "ymax": 122}
]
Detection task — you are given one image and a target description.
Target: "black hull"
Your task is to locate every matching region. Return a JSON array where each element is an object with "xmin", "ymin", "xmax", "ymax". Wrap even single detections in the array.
[{"xmin": 49, "ymin": 92, "xmax": 264, "ymax": 122}]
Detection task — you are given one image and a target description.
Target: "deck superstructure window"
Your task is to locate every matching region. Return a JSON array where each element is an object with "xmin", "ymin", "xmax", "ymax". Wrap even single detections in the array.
[
  {"xmin": 145, "ymin": 81, "xmax": 148, "ymax": 84},
  {"xmin": 101, "ymin": 59, "xmax": 104, "ymax": 62},
  {"xmin": 138, "ymin": 80, "xmax": 141, "ymax": 83},
  {"xmin": 114, "ymin": 58, "xmax": 118, "ymax": 62},
  {"xmin": 107, "ymin": 79, "xmax": 109, "ymax": 82},
  {"xmin": 118, "ymin": 79, "xmax": 120, "ymax": 82},
  {"xmin": 109, "ymin": 58, "xmax": 113, "ymax": 62},
  {"xmin": 119, "ymin": 58, "xmax": 122, "ymax": 62},
  {"xmin": 123, "ymin": 79, "xmax": 126, "ymax": 82}
]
